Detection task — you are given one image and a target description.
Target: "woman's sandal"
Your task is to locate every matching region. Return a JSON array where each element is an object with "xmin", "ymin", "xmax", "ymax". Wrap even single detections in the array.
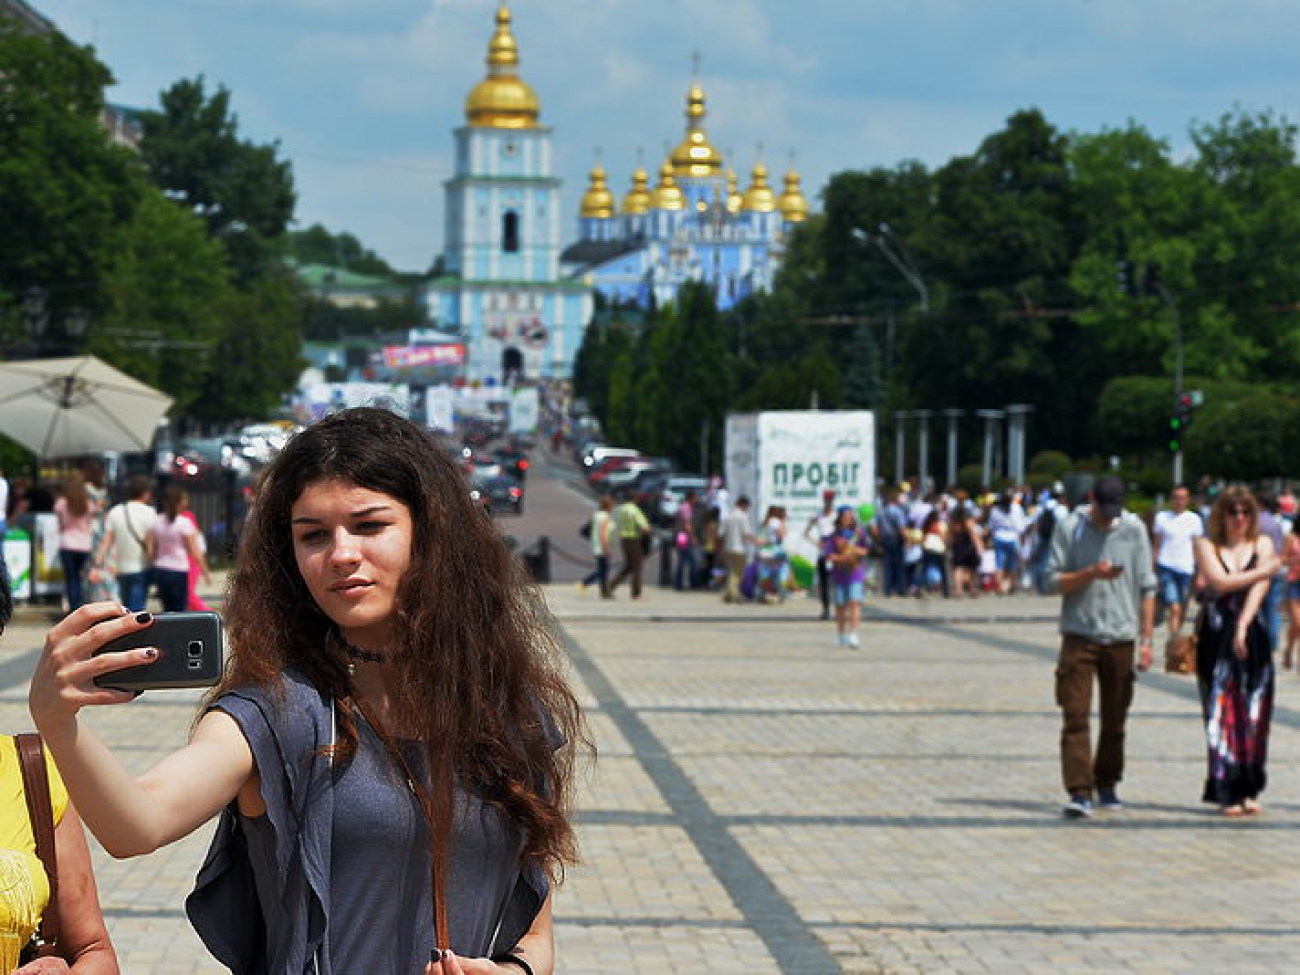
[
  {"xmin": 1243, "ymin": 798, "xmax": 1262, "ymax": 815},
  {"xmin": 1222, "ymin": 803, "xmax": 1247, "ymax": 818}
]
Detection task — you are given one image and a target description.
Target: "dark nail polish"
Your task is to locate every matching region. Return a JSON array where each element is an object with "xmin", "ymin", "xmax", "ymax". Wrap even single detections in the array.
[
  {"xmin": 135, "ymin": 612, "xmax": 152, "ymax": 624},
  {"xmin": 143, "ymin": 647, "xmax": 158, "ymax": 659},
  {"xmin": 430, "ymin": 948, "xmax": 444, "ymax": 964}
]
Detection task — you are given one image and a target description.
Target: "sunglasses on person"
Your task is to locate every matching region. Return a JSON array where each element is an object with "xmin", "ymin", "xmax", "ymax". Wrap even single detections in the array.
[{"xmin": 1226, "ymin": 507, "xmax": 1251, "ymax": 517}]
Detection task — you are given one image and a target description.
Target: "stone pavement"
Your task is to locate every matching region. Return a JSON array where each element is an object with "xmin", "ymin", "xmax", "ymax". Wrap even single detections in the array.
[{"xmin": 2, "ymin": 581, "xmax": 1299, "ymax": 973}]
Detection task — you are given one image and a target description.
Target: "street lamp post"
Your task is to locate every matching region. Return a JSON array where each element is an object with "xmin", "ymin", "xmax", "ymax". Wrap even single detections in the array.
[{"xmin": 17, "ymin": 287, "xmax": 90, "ymax": 356}]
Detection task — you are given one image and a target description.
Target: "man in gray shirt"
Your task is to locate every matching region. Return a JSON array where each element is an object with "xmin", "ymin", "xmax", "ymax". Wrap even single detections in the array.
[{"xmin": 1044, "ymin": 475, "xmax": 1156, "ymax": 819}]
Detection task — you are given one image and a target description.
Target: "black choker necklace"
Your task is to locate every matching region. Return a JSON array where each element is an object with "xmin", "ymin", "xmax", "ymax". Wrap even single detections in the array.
[{"xmin": 337, "ymin": 635, "xmax": 387, "ymax": 672}]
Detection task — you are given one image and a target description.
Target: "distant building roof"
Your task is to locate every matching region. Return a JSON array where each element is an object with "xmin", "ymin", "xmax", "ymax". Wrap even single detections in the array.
[
  {"xmin": 0, "ymin": 0, "xmax": 55, "ymax": 33},
  {"xmin": 559, "ymin": 238, "xmax": 641, "ymax": 269}
]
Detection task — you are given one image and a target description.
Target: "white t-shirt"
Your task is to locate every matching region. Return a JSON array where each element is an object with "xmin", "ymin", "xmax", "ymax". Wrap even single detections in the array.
[
  {"xmin": 105, "ymin": 501, "xmax": 158, "ymax": 574},
  {"xmin": 1154, "ymin": 509, "xmax": 1204, "ymax": 574}
]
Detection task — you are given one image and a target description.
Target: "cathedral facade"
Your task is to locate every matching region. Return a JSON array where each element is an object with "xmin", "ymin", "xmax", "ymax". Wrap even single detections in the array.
[
  {"xmin": 560, "ymin": 81, "xmax": 810, "ymax": 312},
  {"xmin": 427, "ymin": 3, "xmax": 810, "ymax": 384},
  {"xmin": 426, "ymin": 4, "xmax": 592, "ymax": 385}
]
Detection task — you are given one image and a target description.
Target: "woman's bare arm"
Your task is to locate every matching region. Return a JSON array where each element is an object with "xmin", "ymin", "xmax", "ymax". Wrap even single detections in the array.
[{"xmin": 29, "ymin": 606, "xmax": 254, "ymax": 857}]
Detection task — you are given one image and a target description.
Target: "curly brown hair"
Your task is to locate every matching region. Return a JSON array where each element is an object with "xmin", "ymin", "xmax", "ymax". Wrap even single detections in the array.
[
  {"xmin": 1206, "ymin": 484, "xmax": 1259, "ymax": 547},
  {"xmin": 211, "ymin": 407, "xmax": 588, "ymax": 881}
]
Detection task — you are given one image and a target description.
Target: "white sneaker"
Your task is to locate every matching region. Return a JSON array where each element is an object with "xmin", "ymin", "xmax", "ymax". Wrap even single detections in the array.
[
  {"xmin": 847, "ymin": 632, "xmax": 860, "ymax": 649},
  {"xmin": 835, "ymin": 633, "xmax": 847, "ymax": 647}
]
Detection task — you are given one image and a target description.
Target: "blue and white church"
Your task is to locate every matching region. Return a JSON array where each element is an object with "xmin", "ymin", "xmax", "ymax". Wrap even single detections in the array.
[
  {"xmin": 560, "ymin": 80, "xmax": 810, "ymax": 312},
  {"xmin": 426, "ymin": 4, "xmax": 592, "ymax": 385}
]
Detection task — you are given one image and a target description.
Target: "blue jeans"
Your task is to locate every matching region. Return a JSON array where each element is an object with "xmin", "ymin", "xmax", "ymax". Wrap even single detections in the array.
[
  {"xmin": 881, "ymin": 538, "xmax": 906, "ymax": 596},
  {"xmin": 117, "ymin": 571, "xmax": 150, "ymax": 613},
  {"xmin": 1262, "ymin": 574, "xmax": 1285, "ymax": 651},
  {"xmin": 153, "ymin": 568, "xmax": 188, "ymax": 613},
  {"xmin": 581, "ymin": 555, "xmax": 609, "ymax": 595},
  {"xmin": 675, "ymin": 545, "xmax": 698, "ymax": 590},
  {"xmin": 59, "ymin": 549, "xmax": 89, "ymax": 610}
]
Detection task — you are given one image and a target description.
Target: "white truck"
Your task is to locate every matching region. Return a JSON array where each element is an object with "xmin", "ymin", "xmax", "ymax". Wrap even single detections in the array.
[{"xmin": 724, "ymin": 410, "xmax": 876, "ymax": 586}]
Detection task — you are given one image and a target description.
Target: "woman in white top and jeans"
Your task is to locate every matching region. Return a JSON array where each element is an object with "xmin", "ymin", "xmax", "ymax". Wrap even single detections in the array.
[{"xmin": 146, "ymin": 486, "xmax": 209, "ymax": 612}]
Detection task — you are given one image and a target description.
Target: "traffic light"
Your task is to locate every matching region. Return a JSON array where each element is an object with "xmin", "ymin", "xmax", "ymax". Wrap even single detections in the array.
[{"xmin": 1168, "ymin": 390, "xmax": 1203, "ymax": 453}]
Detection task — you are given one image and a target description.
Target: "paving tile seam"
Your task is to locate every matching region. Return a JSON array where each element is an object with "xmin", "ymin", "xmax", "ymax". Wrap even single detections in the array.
[
  {"xmin": 815, "ymin": 921, "xmax": 1300, "ymax": 937},
  {"xmin": 560, "ymin": 624, "xmax": 848, "ymax": 974},
  {"xmin": 887, "ymin": 617, "xmax": 1300, "ymax": 730}
]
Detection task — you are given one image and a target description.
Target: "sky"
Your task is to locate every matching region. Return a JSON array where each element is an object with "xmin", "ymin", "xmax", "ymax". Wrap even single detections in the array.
[{"xmin": 32, "ymin": 0, "xmax": 1300, "ymax": 273}]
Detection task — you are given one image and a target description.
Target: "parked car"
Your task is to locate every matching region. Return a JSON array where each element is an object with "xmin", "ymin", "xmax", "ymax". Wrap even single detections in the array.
[
  {"xmin": 583, "ymin": 445, "xmax": 640, "ymax": 469},
  {"xmin": 158, "ymin": 437, "xmax": 253, "ymax": 486},
  {"xmin": 492, "ymin": 446, "xmax": 530, "ymax": 481},
  {"xmin": 586, "ymin": 453, "xmax": 648, "ymax": 489},
  {"xmin": 602, "ymin": 457, "xmax": 674, "ymax": 494},
  {"xmin": 470, "ymin": 472, "xmax": 524, "ymax": 515},
  {"xmin": 657, "ymin": 474, "xmax": 710, "ymax": 524}
]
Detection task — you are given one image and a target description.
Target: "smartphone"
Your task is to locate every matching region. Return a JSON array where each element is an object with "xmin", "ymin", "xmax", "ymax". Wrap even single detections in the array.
[{"xmin": 93, "ymin": 611, "xmax": 225, "ymax": 692}]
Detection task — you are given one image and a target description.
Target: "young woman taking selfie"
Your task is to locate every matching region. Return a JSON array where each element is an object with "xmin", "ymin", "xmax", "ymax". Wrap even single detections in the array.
[{"xmin": 30, "ymin": 408, "xmax": 589, "ymax": 975}]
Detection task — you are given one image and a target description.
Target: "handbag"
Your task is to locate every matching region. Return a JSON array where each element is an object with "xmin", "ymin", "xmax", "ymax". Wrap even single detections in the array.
[{"xmin": 15, "ymin": 733, "xmax": 61, "ymax": 964}]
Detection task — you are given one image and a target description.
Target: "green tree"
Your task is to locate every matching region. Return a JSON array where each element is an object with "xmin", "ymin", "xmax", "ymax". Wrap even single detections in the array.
[
  {"xmin": 0, "ymin": 24, "xmax": 141, "ymax": 337},
  {"xmin": 287, "ymin": 223, "xmax": 393, "ymax": 276},
  {"xmin": 96, "ymin": 188, "xmax": 231, "ymax": 412},
  {"xmin": 191, "ymin": 272, "xmax": 304, "ymax": 423},
  {"xmin": 139, "ymin": 77, "xmax": 296, "ymax": 286}
]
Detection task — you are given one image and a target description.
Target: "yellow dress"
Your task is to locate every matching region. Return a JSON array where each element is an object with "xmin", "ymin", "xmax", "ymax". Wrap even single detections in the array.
[{"xmin": 0, "ymin": 736, "xmax": 68, "ymax": 971}]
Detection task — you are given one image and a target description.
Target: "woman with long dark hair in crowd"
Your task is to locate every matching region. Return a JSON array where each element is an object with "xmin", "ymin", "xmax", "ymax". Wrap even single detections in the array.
[
  {"xmin": 53, "ymin": 472, "xmax": 96, "ymax": 612},
  {"xmin": 30, "ymin": 408, "xmax": 589, "ymax": 974},
  {"xmin": 145, "ymin": 486, "xmax": 209, "ymax": 613},
  {"xmin": 1193, "ymin": 486, "xmax": 1281, "ymax": 817}
]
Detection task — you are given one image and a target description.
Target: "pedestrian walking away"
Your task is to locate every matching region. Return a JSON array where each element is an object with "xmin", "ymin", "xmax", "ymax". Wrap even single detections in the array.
[
  {"xmin": 720, "ymin": 496, "xmax": 757, "ymax": 604},
  {"xmin": 804, "ymin": 489, "xmax": 837, "ymax": 619},
  {"xmin": 606, "ymin": 491, "xmax": 651, "ymax": 599},
  {"xmin": 1193, "ymin": 486, "xmax": 1280, "ymax": 817},
  {"xmin": 871, "ymin": 489, "xmax": 908, "ymax": 597},
  {"xmin": 1152, "ymin": 484, "xmax": 1204, "ymax": 648},
  {"xmin": 89, "ymin": 475, "xmax": 157, "ymax": 614},
  {"xmin": 29, "ymin": 407, "xmax": 589, "ymax": 975},
  {"xmin": 145, "ymin": 487, "xmax": 209, "ymax": 613},
  {"xmin": 673, "ymin": 491, "xmax": 700, "ymax": 591},
  {"xmin": 1044, "ymin": 474, "xmax": 1156, "ymax": 819},
  {"xmin": 579, "ymin": 495, "xmax": 615, "ymax": 597}
]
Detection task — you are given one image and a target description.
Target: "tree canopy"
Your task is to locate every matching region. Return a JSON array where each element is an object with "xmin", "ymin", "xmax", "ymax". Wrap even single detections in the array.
[
  {"xmin": 0, "ymin": 23, "xmax": 306, "ymax": 435},
  {"xmin": 575, "ymin": 105, "xmax": 1300, "ymax": 483}
]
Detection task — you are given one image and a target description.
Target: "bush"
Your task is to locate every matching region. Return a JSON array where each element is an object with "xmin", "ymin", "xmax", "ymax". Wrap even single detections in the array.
[
  {"xmin": 1027, "ymin": 450, "xmax": 1072, "ymax": 478},
  {"xmin": 1134, "ymin": 464, "xmax": 1173, "ymax": 497},
  {"xmin": 956, "ymin": 462, "xmax": 985, "ymax": 496}
]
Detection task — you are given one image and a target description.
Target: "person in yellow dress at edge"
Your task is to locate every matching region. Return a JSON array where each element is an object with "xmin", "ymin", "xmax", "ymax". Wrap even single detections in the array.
[{"xmin": 0, "ymin": 562, "xmax": 118, "ymax": 973}]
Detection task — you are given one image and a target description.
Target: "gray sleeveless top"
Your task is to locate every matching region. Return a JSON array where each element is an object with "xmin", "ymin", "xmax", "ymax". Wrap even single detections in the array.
[{"xmin": 186, "ymin": 672, "xmax": 548, "ymax": 974}]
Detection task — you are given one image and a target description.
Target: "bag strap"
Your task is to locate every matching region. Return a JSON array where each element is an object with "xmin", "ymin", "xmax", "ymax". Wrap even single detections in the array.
[{"xmin": 16, "ymin": 733, "xmax": 61, "ymax": 956}]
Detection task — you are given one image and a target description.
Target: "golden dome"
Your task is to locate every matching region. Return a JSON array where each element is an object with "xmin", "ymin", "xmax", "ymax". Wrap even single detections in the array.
[
  {"xmin": 778, "ymin": 169, "xmax": 809, "ymax": 223},
  {"xmin": 669, "ymin": 82, "xmax": 724, "ymax": 177},
  {"xmin": 725, "ymin": 169, "xmax": 743, "ymax": 214},
  {"xmin": 622, "ymin": 167, "xmax": 652, "ymax": 215},
  {"xmin": 742, "ymin": 162, "xmax": 776, "ymax": 213},
  {"xmin": 465, "ymin": 4, "xmax": 540, "ymax": 129},
  {"xmin": 580, "ymin": 165, "xmax": 615, "ymax": 219},
  {"xmin": 651, "ymin": 161, "xmax": 684, "ymax": 211}
]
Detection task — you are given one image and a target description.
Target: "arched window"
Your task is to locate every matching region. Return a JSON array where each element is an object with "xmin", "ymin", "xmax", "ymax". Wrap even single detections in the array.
[{"xmin": 502, "ymin": 211, "xmax": 520, "ymax": 253}]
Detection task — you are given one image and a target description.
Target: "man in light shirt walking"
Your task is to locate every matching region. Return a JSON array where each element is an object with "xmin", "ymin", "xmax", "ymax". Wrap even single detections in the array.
[{"xmin": 1152, "ymin": 484, "xmax": 1203, "ymax": 644}]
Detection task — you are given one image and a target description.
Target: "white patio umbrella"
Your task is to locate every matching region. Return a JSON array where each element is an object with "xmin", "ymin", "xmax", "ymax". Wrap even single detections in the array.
[{"xmin": 0, "ymin": 356, "xmax": 173, "ymax": 459}]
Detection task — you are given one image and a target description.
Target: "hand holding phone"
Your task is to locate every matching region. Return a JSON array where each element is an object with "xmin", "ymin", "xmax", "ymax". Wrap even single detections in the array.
[{"xmin": 93, "ymin": 611, "xmax": 224, "ymax": 693}]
